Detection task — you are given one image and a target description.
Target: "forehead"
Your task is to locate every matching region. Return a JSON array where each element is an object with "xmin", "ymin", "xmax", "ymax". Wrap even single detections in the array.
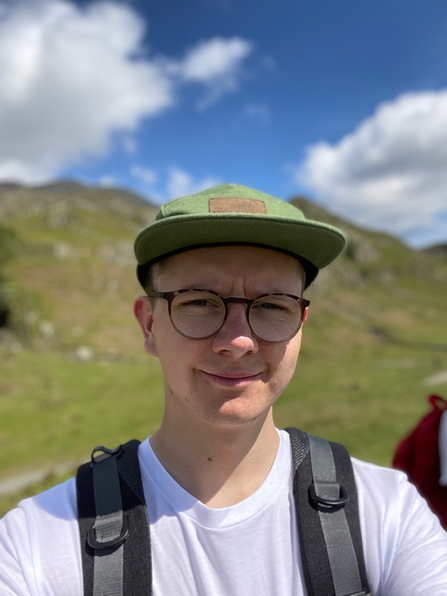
[{"xmin": 158, "ymin": 245, "xmax": 305, "ymax": 292}]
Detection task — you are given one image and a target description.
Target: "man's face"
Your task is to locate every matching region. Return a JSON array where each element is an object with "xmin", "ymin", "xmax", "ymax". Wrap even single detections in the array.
[{"xmin": 134, "ymin": 245, "xmax": 307, "ymax": 429}]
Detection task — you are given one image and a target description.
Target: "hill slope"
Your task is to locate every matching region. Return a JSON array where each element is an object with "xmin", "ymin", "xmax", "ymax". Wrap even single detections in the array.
[
  {"xmin": 0, "ymin": 181, "xmax": 158, "ymax": 357},
  {"xmin": 0, "ymin": 183, "xmax": 446, "ymax": 496},
  {"xmin": 291, "ymin": 196, "xmax": 447, "ymax": 350}
]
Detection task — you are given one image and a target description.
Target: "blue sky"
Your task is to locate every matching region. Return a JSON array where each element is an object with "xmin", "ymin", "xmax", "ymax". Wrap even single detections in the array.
[{"xmin": 1, "ymin": 0, "xmax": 447, "ymax": 247}]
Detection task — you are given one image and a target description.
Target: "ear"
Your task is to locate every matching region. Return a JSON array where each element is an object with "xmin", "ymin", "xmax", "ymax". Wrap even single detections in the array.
[
  {"xmin": 302, "ymin": 306, "xmax": 309, "ymax": 324},
  {"xmin": 133, "ymin": 296, "xmax": 158, "ymax": 357}
]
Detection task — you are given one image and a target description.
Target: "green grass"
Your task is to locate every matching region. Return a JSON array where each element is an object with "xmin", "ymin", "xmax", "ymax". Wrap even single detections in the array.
[
  {"xmin": 1, "ymin": 186, "xmax": 446, "ymax": 518},
  {"xmin": 275, "ymin": 343, "xmax": 447, "ymax": 463},
  {"xmin": 0, "ymin": 349, "xmax": 165, "ymax": 478},
  {"xmin": 1, "ymin": 339, "xmax": 446, "ymax": 517}
]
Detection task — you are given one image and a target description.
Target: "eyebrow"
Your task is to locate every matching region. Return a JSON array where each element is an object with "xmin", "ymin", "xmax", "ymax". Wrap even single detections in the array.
[
  {"xmin": 172, "ymin": 284, "xmax": 304, "ymax": 298},
  {"xmin": 166, "ymin": 266, "xmax": 305, "ymax": 296}
]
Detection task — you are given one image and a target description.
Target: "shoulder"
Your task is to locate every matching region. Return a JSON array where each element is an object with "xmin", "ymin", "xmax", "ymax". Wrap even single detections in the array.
[
  {"xmin": 1, "ymin": 476, "xmax": 78, "ymax": 535},
  {"xmin": 351, "ymin": 456, "xmax": 446, "ymax": 536},
  {"xmin": 351, "ymin": 456, "xmax": 430, "ymax": 513},
  {"xmin": 352, "ymin": 456, "xmax": 409, "ymax": 493},
  {"xmin": 0, "ymin": 478, "xmax": 83, "ymax": 595},
  {"xmin": 282, "ymin": 431, "xmax": 447, "ymax": 591},
  {"xmin": 351, "ymin": 458, "xmax": 447, "ymax": 594}
]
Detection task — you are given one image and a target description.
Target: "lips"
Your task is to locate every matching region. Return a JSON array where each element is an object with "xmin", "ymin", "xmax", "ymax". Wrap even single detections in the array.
[{"xmin": 198, "ymin": 370, "xmax": 265, "ymax": 386}]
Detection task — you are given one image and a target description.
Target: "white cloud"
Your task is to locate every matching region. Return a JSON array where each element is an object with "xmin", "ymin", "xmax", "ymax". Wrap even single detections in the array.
[
  {"xmin": 130, "ymin": 164, "xmax": 157, "ymax": 185},
  {"xmin": 166, "ymin": 167, "xmax": 222, "ymax": 199},
  {"xmin": 296, "ymin": 90, "xmax": 447, "ymax": 247},
  {"xmin": 174, "ymin": 37, "xmax": 253, "ymax": 110},
  {"xmin": 127, "ymin": 164, "xmax": 222, "ymax": 204},
  {"xmin": 0, "ymin": 0, "xmax": 173, "ymax": 182},
  {"xmin": 0, "ymin": 1, "xmax": 253, "ymax": 183},
  {"xmin": 180, "ymin": 37, "xmax": 252, "ymax": 83}
]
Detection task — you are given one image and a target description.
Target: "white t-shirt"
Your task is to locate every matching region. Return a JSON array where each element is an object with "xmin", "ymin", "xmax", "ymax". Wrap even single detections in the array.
[{"xmin": 1, "ymin": 430, "xmax": 447, "ymax": 595}]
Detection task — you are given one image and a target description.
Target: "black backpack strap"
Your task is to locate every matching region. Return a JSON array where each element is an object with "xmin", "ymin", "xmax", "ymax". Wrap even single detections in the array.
[
  {"xmin": 76, "ymin": 440, "xmax": 152, "ymax": 596},
  {"xmin": 285, "ymin": 428, "xmax": 371, "ymax": 596},
  {"xmin": 77, "ymin": 431, "xmax": 370, "ymax": 596}
]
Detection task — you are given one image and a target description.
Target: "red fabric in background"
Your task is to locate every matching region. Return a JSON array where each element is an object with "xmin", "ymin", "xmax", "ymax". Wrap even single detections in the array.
[{"xmin": 392, "ymin": 394, "xmax": 447, "ymax": 530}]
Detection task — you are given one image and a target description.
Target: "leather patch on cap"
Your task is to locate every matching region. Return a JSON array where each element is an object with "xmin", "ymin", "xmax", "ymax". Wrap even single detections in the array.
[{"xmin": 209, "ymin": 198, "xmax": 267, "ymax": 214}]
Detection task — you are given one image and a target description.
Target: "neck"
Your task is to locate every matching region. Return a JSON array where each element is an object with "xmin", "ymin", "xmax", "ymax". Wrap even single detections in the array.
[{"xmin": 150, "ymin": 408, "xmax": 280, "ymax": 508}]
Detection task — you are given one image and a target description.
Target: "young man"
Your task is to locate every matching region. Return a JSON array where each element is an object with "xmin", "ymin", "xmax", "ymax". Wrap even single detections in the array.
[{"xmin": 1, "ymin": 183, "xmax": 447, "ymax": 594}]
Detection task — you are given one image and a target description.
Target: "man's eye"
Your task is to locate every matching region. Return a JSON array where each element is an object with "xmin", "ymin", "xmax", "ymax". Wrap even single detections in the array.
[
  {"xmin": 259, "ymin": 302, "xmax": 284, "ymax": 310},
  {"xmin": 254, "ymin": 300, "xmax": 295, "ymax": 314},
  {"xmin": 186, "ymin": 300, "xmax": 210, "ymax": 307},
  {"xmin": 181, "ymin": 299, "xmax": 220, "ymax": 308}
]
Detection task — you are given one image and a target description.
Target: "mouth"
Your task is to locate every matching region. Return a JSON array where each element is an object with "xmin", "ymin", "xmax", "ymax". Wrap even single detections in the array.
[{"xmin": 198, "ymin": 370, "xmax": 265, "ymax": 387}]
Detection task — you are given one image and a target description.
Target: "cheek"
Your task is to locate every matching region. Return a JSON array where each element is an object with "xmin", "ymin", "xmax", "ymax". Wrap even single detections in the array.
[
  {"xmin": 269, "ymin": 335, "xmax": 302, "ymax": 385},
  {"xmin": 152, "ymin": 322, "xmax": 201, "ymax": 379}
]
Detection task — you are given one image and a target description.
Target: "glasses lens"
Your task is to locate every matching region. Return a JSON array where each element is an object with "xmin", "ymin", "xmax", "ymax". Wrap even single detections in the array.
[
  {"xmin": 249, "ymin": 295, "xmax": 303, "ymax": 342},
  {"xmin": 171, "ymin": 291, "xmax": 225, "ymax": 338}
]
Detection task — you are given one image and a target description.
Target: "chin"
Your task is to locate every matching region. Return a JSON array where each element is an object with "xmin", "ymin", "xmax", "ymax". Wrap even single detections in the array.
[{"xmin": 201, "ymin": 400, "xmax": 272, "ymax": 428}]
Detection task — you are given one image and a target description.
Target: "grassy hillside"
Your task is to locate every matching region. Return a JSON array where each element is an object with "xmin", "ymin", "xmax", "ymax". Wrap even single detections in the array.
[
  {"xmin": 0, "ymin": 182, "xmax": 157, "ymax": 357},
  {"xmin": 0, "ymin": 183, "xmax": 446, "ymax": 515}
]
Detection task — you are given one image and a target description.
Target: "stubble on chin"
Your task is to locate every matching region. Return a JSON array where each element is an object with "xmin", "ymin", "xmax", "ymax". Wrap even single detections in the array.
[{"xmin": 166, "ymin": 377, "xmax": 279, "ymax": 430}]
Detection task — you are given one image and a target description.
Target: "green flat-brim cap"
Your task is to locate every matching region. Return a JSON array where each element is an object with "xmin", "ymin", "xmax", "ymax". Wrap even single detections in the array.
[{"xmin": 134, "ymin": 183, "xmax": 346, "ymax": 288}]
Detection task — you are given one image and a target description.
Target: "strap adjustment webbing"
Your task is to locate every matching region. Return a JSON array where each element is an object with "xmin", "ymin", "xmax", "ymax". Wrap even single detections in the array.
[
  {"xmin": 308, "ymin": 434, "xmax": 370, "ymax": 596},
  {"xmin": 89, "ymin": 446, "xmax": 127, "ymax": 596},
  {"xmin": 78, "ymin": 432, "xmax": 371, "ymax": 596}
]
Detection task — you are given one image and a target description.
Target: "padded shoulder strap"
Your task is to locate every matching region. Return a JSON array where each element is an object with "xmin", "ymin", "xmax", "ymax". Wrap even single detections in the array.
[
  {"xmin": 285, "ymin": 428, "xmax": 371, "ymax": 596},
  {"xmin": 76, "ymin": 440, "xmax": 152, "ymax": 596},
  {"xmin": 77, "ymin": 431, "xmax": 370, "ymax": 596}
]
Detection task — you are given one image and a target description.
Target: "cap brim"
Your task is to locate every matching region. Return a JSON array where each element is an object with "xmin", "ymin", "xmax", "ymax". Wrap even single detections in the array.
[{"xmin": 135, "ymin": 212, "xmax": 346, "ymax": 288}]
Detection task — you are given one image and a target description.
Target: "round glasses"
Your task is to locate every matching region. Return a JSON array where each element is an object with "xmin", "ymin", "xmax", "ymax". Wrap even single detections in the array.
[{"xmin": 147, "ymin": 289, "xmax": 310, "ymax": 343}]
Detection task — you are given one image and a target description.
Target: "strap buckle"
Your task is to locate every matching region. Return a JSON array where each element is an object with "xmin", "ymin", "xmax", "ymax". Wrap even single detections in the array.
[
  {"xmin": 309, "ymin": 481, "xmax": 349, "ymax": 507},
  {"xmin": 87, "ymin": 516, "xmax": 129, "ymax": 550},
  {"xmin": 87, "ymin": 444, "xmax": 128, "ymax": 551},
  {"xmin": 90, "ymin": 445, "xmax": 122, "ymax": 466}
]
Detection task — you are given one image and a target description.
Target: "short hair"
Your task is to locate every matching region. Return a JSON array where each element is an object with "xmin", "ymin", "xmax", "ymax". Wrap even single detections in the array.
[{"xmin": 144, "ymin": 260, "xmax": 164, "ymax": 297}]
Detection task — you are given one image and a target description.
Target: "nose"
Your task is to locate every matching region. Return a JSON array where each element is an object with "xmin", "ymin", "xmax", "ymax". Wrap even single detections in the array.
[{"xmin": 212, "ymin": 302, "xmax": 259, "ymax": 356}]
